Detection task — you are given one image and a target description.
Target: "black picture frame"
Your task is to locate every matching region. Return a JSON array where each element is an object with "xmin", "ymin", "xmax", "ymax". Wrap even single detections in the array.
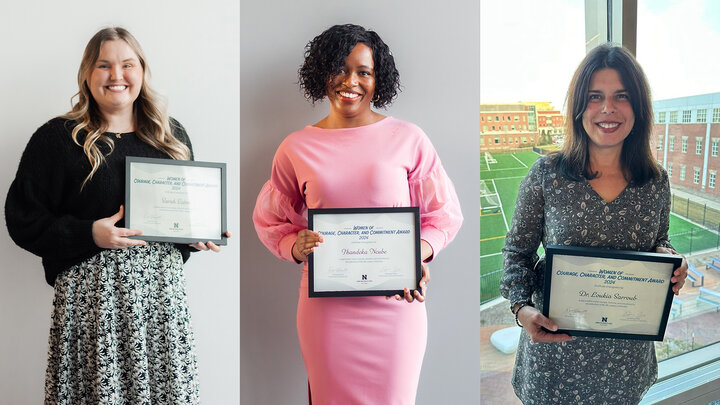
[
  {"xmin": 125, "ymin": 156, "xmax": 227, "ymax": 245},
  {"xmin": 308, "ymin": 207, "xmax": 421, "ymax": 298},
  {"xmin": 542, "ymin": 245, "xmax": 681, "ymax": 341}
]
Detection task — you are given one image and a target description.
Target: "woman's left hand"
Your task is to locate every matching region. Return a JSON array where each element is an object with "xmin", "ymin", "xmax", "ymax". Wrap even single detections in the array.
[
  {"xmin": 390, "ymin": 262, "xmax": 429, "ymax": 303},
  {"xmin": 189, "ymin": 231, "xmax": 232, "ymax": 252},
  {"xmin": 656, "ymin": 246, "xmax": 688, "ymax": 295},
  {"xmin": 388, "ymin": 240, "xmax": 432, "ymax": 303}
]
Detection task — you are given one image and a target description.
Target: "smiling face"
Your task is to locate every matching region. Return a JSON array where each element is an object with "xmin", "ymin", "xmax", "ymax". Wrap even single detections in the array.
[
  {"xmin": 325, "ymin": 43, "xmax": 376, "ymax": 124},
  {"xmin": 87, "ymin": 39, "xmax": 143, "ymax": 117},
  {"xmin": 582, "ymin": 68, "xmax": 635, "ymax": 154}
]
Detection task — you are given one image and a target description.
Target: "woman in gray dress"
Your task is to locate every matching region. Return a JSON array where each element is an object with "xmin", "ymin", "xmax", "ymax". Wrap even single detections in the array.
[{"xmin": 500, "ymin": 44, "xmax": 688, "ymax": 404}]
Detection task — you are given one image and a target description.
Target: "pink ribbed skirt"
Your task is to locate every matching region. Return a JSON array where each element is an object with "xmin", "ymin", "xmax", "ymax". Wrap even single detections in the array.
[{"xmin": 297, "ymin": 270, "xmax": 427, "ymax": 405}]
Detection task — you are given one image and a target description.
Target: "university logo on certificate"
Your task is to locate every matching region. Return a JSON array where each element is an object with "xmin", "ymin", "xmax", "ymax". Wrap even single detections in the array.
[{"xmin": 308, "ymin": 207, "xmax": 422, "ymax": 297}]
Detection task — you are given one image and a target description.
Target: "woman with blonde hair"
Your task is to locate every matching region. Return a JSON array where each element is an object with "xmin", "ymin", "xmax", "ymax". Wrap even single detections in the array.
[{"xmin": 6, "ymin": 27, "xmax": 223, "ymax": 404}]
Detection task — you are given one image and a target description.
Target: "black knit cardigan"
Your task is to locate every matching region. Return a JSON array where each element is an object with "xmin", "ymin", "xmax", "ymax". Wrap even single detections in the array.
[{"xmin": 5, "ymin": 117, "xmax": 195, "ymax": 286}]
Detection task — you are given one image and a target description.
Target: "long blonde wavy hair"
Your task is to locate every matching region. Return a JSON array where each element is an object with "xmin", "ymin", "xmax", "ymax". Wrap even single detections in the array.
[{"xmin": 63, "ymin": 27, "xmax": 191, "ymax": 188}]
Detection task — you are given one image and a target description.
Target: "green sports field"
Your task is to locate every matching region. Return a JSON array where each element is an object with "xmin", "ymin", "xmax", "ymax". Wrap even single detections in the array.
[{"xmin": 480, "ymin": 150, "xmax": 719, "ymax": 303}]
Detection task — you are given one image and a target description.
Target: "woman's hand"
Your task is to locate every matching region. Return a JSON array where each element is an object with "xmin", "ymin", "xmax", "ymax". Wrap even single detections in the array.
[
  {"xmin": 388, "ymin": 240, "xmax": 433, "ymax": 303},
  {"xmin": 190, "ymin": 231, "xmax": 232, "ymax": 252},
  {"xmin": 656, "ymin": 246, "xmax": 688, "ymax": 295},
  {"xmin": 292, "ymin": 229, "xmax": 324, "ymax": 262},
  {"xmin": 92, "ymin": 205, "xmax": 147, "ymax": 249},
  {"xmin": 391, "ymin": 262, "xmax": 429, "ymax": 303},
  {"xmin": 516, "ymin": 305, "xmax": 573, "ymax": 343}
]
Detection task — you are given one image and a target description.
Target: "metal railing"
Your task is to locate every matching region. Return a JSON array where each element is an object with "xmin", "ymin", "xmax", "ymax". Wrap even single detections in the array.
[{"xmin": 671, "ymin": 195, "xmax": 720, "ymax": 229}]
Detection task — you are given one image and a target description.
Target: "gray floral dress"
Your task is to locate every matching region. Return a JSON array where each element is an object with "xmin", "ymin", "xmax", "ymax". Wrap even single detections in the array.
[{"xmin": 500, "ymin": 155, "xmax": 673, "ymax": 405}]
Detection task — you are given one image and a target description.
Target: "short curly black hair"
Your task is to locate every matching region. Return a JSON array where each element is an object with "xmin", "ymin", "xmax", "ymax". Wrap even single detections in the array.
[{"xmin": 298, "ymin": 24, "xmax": 400, "ymax": 109}]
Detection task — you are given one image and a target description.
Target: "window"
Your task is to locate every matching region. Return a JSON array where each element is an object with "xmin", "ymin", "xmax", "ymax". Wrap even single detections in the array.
[
  {"xmin": 480, "ymin": 137, "xmax": 484, "ymax": 145},
  {"xmin": 482, "ymin": 125, "xmax": 488, "ymax": 132},
  {"xmin": 481, "ymin": 116, "xmax": 485, "ymax": 121},
  {"xmin": 714, "ymin": 108, "xmax": 720, "ymax": 123},
  {"xmin": 658, "ymin": 112, "xmax": 666, "ymax": 123},
  {"xmin": 492, "ymin": 125, "xmax": 496, "ymax": 131},
  {"xmin": 713, "ymin": 139, "xmax": 719, "ymax": 157},
  {"xmin": 680, "ymin": 165, "xmax": 686, "ymax": 181},
  {"xmin": 668, "ymin": 162, "xmax": 673, "ymax": 178},
  {"xmin": 514, "ymin": 115, "xmax": 519, "ymax": 121},
  {"xmin": 682, "ymin": 136, "xmax": 688, "ymax": 153},
  {"xmin": 670, "ymin": 111, "xmax": 678, "ymax": 123},
  {"xmin": 511, "ymin": 125, "xmax": 516, "ymax": 131},
  {"xmin": 503, "ymin": 125, "xmax": 509, "ymax": 131},
  {"xmin": 698, "ymin": 109, "xmax": 707, "ymax": 123},
  {"xmin": 669, "ymin": 136, "xmax": 675, "ymax": 151},
  {"xmin": 521, "ymin": 136, "xmax": 527, "ymax": 143},
  {"xmin": 495, "ymin": 115, "xmax": 499, "ymax": 121},
  {"xmin": 696, "ymin": 137, "xmax": 703, "ymax": 155},
  {"xmin": 657, "ymin": 136, "xmax": 663, "ymax": 150},
  {"xmin": 494, "ymin": 137, "xmax": 500, "ymax": 144},
  {"xmin": 683, "ymin": 110, "xmax": 691, "ymax": 123},
  {"xmin": 636, "ymin": 1, "xmax": 720, "ymax": 398}
]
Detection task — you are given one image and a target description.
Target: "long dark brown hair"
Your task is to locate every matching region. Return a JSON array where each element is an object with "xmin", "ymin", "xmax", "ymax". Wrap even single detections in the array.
[{"xmin": 555, "ymin": 43, "xmax": 659, "ymax": 185}]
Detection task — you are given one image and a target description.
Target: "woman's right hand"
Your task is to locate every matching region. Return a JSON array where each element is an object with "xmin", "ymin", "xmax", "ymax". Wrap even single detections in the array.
[
  {"xmin": 292, "ymin": 229, "xmax": 324, "ymax": 262},
  {"xmin": 92, "ymin": 205, "xmax": 147, "ymax": 249},
  {"xmin": 516, "ymin": 305, "xmax": 573, "ymax": 343}
]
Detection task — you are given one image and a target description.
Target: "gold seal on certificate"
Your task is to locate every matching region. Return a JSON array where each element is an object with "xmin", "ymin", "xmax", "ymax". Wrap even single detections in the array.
[
  {"xmin": 542, "ymin": 246, "xmax": 681, "ymax": 341},
  {"xmin": 125, "ymin": 157, "xmax": 227, "ymax": 245},
  {"xmin": 308, "ymin": 207, "xmax": 421, "ymax": 297}
]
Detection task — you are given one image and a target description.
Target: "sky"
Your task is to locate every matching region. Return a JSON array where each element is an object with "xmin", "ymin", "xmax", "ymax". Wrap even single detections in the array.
[
  {"xmin": 637, "ymin": 0, "xmax": 720, "ymax": 101},
  {"xmin": 480, "ymin": 0, "xmax": 720, "ymax": 110}
]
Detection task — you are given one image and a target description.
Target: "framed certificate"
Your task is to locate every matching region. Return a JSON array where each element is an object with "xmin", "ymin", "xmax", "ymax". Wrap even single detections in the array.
[
  {"xmin": 308, "ymin": 207, "xmax": 421, "ymax": 297},
  {"xmin": 125, "ymin": 156, "xmax": 227, "ymax": 245},
  {"xmin": 543, "ymin": 245, "xmax": 681, "ymax": 341}
]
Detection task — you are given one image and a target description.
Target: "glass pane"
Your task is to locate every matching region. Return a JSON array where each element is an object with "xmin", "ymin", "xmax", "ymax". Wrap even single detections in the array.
[
  {"xmin": 637, "ymin": 0, "xmax": 720, "ymax": 368},
  {"xmin": 480, "ymin": 1, "xmax": 584, "ymax": 403}
]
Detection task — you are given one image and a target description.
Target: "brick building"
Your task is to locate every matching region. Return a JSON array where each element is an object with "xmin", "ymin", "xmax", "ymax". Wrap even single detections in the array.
[
  {"xmin": 480, "ymin": 103, "xmax": 539, "ymax": 151},
  {"xmin": 537, "ymin": 110, "xmax": 565, "ymax": 142},
  {"xmin": 652, "ymin": 93, "xmax": 720, "ymax": 195}
]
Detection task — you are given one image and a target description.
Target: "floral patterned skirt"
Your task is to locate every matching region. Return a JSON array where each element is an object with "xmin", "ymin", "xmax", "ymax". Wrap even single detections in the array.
[{"xmin": 45, "ymin": 243, "xmax": 199, "ymax": 405}]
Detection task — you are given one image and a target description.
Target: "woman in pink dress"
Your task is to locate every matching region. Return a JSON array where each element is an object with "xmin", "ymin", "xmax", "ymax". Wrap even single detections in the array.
[{"xmin": 253, "ymin": 24, "xmax": 463, "ymax": 404}]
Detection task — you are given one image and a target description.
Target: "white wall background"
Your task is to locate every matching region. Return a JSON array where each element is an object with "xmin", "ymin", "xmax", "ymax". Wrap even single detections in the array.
[
  {"xmin": 0, "ymin": 1, "xmax": 239, "ymax": 404},
  {"xmin": 240, "ymin": 1, "xmax": 480, "ymax": 403}
]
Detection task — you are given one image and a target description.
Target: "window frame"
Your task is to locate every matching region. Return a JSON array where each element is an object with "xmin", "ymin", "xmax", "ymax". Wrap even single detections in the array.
[{"xmin": 698, "ymin": 109, "xmax": 707, "ymax": 123}]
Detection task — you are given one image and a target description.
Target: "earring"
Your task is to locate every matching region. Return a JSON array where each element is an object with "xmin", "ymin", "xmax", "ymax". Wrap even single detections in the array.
[{"xmin": 372, "ymin": 95, "xmax": 380, "ymax": 102}]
